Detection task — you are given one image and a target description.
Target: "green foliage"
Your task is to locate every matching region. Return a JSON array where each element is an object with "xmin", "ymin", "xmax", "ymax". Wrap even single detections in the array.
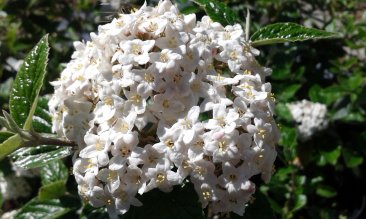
[
  {"xmin": 11, "ymin": 145, "xmax": 72, "ymax": 169},
  {"xmin": 251, "ymin": 23, "xmax": 338, "ymax": 46},
  {"xmin": 121, "ymin": 182, "xmax": 204, "ymax": 219},
  {"xmin": 9, "ymin": 35, "xmax": 49, "ymax": 130},
  {"xmin": 191, "ymin": 0, "xmax": 239, "ymax": 26},
  {"xmin": 14, "ymin": 198, "xmax": 71, "ymax": 219},
  {"xmin": 0, "ymin": 134, "xmax": 22, "ymax": 160}
]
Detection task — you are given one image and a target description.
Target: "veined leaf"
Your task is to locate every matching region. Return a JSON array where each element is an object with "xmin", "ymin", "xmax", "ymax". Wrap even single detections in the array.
[
  {"xmin": 251, "ymin": 23, "xmax": 337, "ymax": 46},
  {"xmin": 0, "ymin": 134, "xmax": 23, "ymax": 160},
  {"xmin": 14, "ymin": 198, "xmax": 71, "ymax": 219},
  {"xmin": 191, "ymin": 0, "xmax": 239, "ymax": 26},
  {"xmin": 9, "ymin": 34, "xmax": 49, "ymax": 130},
  {"xmin": 11, "ymin": 145, "xmax": 72, "ymax": 169},
  {"xmin": 40, "ymin": 159, "xmax": 69, "ymax": 185}
]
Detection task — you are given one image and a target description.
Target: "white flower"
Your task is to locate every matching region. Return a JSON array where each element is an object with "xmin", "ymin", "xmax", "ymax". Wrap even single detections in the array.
[
  {"xmin": 119, "ymin": 39, "xmax": 155, "ymax": 65},
  {"xmin": 287, "ymin": 100, "xmax": 328, "ymax": 140},
  {"xmin": 149, "ymin": 49, "xmax": 182, "ymax": 73},
  {"xmin": 49, "ymin": 0, "xmax": 279, "ymax": 216}
]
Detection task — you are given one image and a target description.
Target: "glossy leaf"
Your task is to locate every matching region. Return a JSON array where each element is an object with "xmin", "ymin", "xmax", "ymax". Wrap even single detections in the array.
[
  {"xmin": 80, "ymin": 205, "xmax": 109, "ymax": 219},
  {"xmin": 251, "ymin": 23, "xmax": 337, "ymax": 46},
  {"xmin": 0, "ymin": 134, "xmax": 22, "ymax": 160},
  {"xmin": 9, "ymin": 34, "xmax": 49, "ymax": 130},
  {"xmin": 14, "ymin": 198, "xmax": 71, "ymax": 219},
  {"xmin": 191, "ymin": 0, "xmax": 239, "ymax": 26},
  {"xmin": 11, "ymin": 145, "xmax": 72, "ymax": 169},
  {"xmin": 40, "ymin": 159, "xmax": 69, "ymax": 185}
]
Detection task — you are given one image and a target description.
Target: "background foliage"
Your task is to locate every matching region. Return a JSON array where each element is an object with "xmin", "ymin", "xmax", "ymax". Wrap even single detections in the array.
[{"xmin": 0, "ymin": 0, "xmax": 365, "ymax": 218}]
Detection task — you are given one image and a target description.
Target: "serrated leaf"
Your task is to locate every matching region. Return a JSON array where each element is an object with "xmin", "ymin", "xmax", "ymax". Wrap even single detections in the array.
[
  {"xmin": 40, "ymin": 159, "xmax": 69, "ymax": 185},
  {"xmin": 11, "ymin": 145, "xmax": 72, "ymax": 169},
  {"xmin": 191, "ymin": 0, "xmax": 239, "ymax": 26},
  {"xmin": 9, "ymin": 34, "xmax": 49, "ymax": 130},
  {"xmin": 0, "ymin": 134, "xmax": 23, "ymax": 160},
  {"xmin": 14, "ymin": 198, "xmax": 71, "ymax": 219},
  {"xmin": 38, "ymin": 180, "xmax": 67, "ymax": 201},
  {"xmin": 251, "ymin": 23, "xmax": 337, "ymax": 46}
]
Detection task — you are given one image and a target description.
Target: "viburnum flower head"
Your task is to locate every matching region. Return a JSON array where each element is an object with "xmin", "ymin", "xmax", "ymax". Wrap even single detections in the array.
[{"xmin": 49, "ymin": 0, "xmax": 279, "ymax": 217}]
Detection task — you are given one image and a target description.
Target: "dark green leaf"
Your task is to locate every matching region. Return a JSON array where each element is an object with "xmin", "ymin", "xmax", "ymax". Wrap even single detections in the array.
[
  {"xmin": 14, "ymin": 198, "xmax": 71, "ymax": 219},
  {"xmin": 122, "ymin": 182, "xmax": 204, "ymax": 219},
  {"xmin": 32, "ymin": 96, "xmax": 52, "ymax": 133},
  {"xmin": 309, "ymin": 84, "xmax": 343, "ymax": 105},
  {"xmin": 80, "ymin": 205, "xmax": 109, "ymax": 219},
  {"xmin": 278, "ymin": 84, "xmax": 301, "ymax": 101},
  {"xmin": 0, "ymin": 134, "xmax": 23, "ymax": 160},
  {"xmin": 251, "ymin": 23, "xmax": 338, "ymax": 46},
  {"xmin": 275, "ymin": 103, "xmax": 293, "ymax": 122},
  {"xmin": 342, "ymin": 148, "xmax": 364, "ymax": 168},
  {"xmin": 0, "ymin": 131, "xmax": 14, "ymax": 143},
  {"xmin": 40, "ymin": 159, "xmax": 69, "ymax": 185},
  {"xmin": 231, "ymin": 190, "xmax": 275, "ymax": 219},
  {"xmin": 38, "ymin": 180, "xmax": 67, "ymax": 200},
  {"xmin": 191, "ymin": 0, "xmax": 239, "ymax": 26},
  {"xmin": 11, "ymin": 145, "xmax": 72, "ymax": 169},
  {"xmin": 9, "ymin": 34, "xmax": 49, "ymax": 130}
]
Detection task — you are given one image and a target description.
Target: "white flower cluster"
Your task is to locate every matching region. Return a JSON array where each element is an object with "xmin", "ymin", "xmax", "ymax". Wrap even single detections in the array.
[
  {"xmin": 0, "ymin": 174, "xmax": 32, "ymax": 201},
  {"xmin": 287, "ymin": 99, "xmax": 328, "ymax": 140},
  {"xmin": 49, "ymin": 0, "xmax": 279, "ymax": 217}
]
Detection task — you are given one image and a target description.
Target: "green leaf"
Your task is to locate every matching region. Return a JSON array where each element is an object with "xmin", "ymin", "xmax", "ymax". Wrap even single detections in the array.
[
  {"xmin": 11, "ymin": 145, "xmax": 72, "ymax": 169},
  {"xmin": 278, "ymin": 84, "xmax": 301, "ymax": 101},
  {"xmin": 309, "ymin": 84, "xmax": 343, "ymax": 105},
  {"xmin": 14, "ymin": 198, "xmax": 71, "ymax": 219},
  {"xmin": 342, "ymin": 148, "xmax": 364, "ymax": 168},
  {"xmin": 40, "ymin": 159, "xmax": 69, "ymax": 185},
  {"xmin": 0, "ymin": 131, "xmax": 14, "ymax": 143},
  {"xmin": 80, "ymin": 205, "xmax": 109, "ymax": 219},
  {"xmin": 0, "ymin": 77, "xmax": 13, "ymax": 99},
  {"xmin": 322, "ymin": 146, "xmax": 341, "ymax": 166},
  {"xmin": 275, "ymin": 103, "xmax": 294, "ymax": 122},
  {"xmin": 0, "ymin": 134, "xmax": 23, "ymax": 160},
  {"xmin": 251, "ymin": 23, "xmax": 338, "ymax": 46},
  {"xmin": 38, "ymin": 180, "xmax": 67, "ymax": 201},
  {"xmin": 191, "ymin": 0, "xmax": 239, "ymax": 26},
  {"xmin": 32, "ymin": 96, "xmax": 52, "ymax": 133},
  {"xmin": 9, "ymin": 34, "xmax": 49, "ymax": 130},
  {"xmin": 292, "ymin": 194, "xmax": 307, "ymax": 212},
  {"xmin": 316, "ymin": 185, "xmax": 337, "ymax": 198}
]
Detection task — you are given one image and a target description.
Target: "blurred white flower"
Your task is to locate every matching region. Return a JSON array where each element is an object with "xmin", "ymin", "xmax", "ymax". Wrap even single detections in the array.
[{"xmin": 287, "ymin": 100, "xmax": 328, "ymax": 140}]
